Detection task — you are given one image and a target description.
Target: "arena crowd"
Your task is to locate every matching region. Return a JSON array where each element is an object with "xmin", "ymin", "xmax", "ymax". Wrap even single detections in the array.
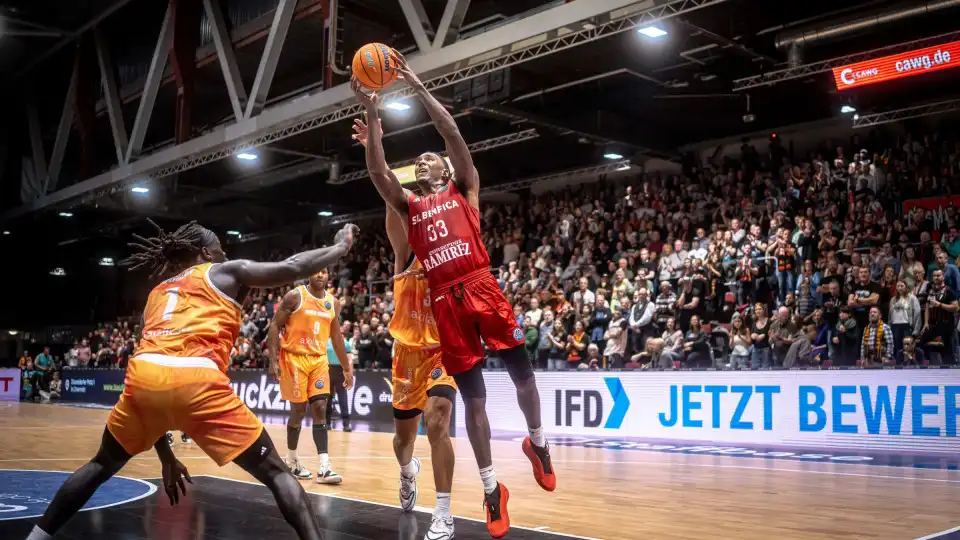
[{"xmin": 20, "ymin": 126, "xmax": 960, "ymax": 401}]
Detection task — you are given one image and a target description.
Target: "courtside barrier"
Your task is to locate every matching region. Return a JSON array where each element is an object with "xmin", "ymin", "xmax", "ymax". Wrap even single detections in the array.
[
  {"xmin": 456, "ymin": 370, "xmax": 960, "ymax": 453},
  {"xmin": 60, "ymin": 368, "xmax": 397, "ymax": 422},
  {"xmin": 0, "ymin": 368, "xmax": 21, "ymax": 401}
]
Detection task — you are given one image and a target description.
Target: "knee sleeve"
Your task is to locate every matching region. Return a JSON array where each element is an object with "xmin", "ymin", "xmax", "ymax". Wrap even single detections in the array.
[
  {"xmin": 234, "ymin": 429, "xmax": 277, "ymax": 471},
  {"xmin": 500, "ymin": 345, "xmax": 535, "ymax": 383}
]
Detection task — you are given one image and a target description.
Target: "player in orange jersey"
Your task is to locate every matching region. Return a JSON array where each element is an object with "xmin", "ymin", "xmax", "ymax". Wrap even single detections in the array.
[
  {"xmin": 354, "ymin": 120, "xmax": 458, "ymax": 540},
  {"xmin": 387, "ymin": 212, "xmax": 458, "ymax": 539},
  {"xmin": 25, "ymin": 220, "xmax": 358, "ymax": 540},
  {"xmin": 268, "ymin": 268, "xmax": 353, "ymax": 485}
]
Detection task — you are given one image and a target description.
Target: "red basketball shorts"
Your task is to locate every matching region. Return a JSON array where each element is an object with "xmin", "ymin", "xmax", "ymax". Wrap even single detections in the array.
[{"xmin": 430, "ymin": 268, "xmax": 525, "ymax": 375}]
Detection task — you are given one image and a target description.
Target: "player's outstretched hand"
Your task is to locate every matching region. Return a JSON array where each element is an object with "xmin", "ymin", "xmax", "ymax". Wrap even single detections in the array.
[
  {"xmin": 162, "ymin": 458, "xmax": 193, "ymax": 506},
  {"xmin": 392, "ymin": 50, "xmax": 425, "ymax": 91},
  {"xmin": 350, "ymin": 77, "xmax": 380, "ymax": 109},
  {"xmin": 343, "ymin": 369, "xmax": 355, "ymax": 390},
  {"xmin": 352, "ymin": 117, "xmax": 382, "ymax": 148},
  {"xmin": 335, "ymin": 224, "xmax": 360, "ymax": 250}
]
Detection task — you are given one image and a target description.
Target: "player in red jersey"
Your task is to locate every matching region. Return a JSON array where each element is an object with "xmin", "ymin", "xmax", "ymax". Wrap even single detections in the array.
[{"xmin": 351, "ymin": 52, "xmax": 555, "ymax": 539}]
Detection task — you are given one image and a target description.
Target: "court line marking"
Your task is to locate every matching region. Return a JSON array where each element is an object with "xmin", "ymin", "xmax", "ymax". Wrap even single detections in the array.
[
  {"xmin": 192, "ymin": 474, "xmax": 600, "ymax": 540},
  {"xmin": 0, "ymin": 469, "xmax": 158, "ymax": 521},
  {"xmin": 3, "ymin": 456, "xmax": 960, "ymax": 485},
  {"xmin": 916, "ymin": 525, "xmax": 960, "ymax": 539}
]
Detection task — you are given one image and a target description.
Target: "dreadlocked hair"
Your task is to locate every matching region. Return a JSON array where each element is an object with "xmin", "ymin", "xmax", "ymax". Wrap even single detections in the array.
[{"xmin": 120, "ymin": 219, "xmax": 211, "ymax": 278}]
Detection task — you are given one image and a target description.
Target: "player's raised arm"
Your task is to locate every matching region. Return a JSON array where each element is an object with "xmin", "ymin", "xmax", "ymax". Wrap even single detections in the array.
[
  {"xmin": 213, "ymin": 224, "xmax": 358, "ymax": 290},
  {"xmin": 385, "ymin": 207, "xmax": 412, "ymax": 274},
  {"xmin": 351, "ymin": 78, "xmax": 410, "ymax": 216},
  {"xmin": 394, "ymin": 52, "xmax": 479, "ymax": 205},
  {"xmin": 268, "ymin": 288, "xmax": 300, "ymax": 380}
]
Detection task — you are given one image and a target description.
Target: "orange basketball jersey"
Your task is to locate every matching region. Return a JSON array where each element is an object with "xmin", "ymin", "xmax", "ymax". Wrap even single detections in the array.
[
  {"xmin": 389, "ymin": 259, "xmax": 440, "ymax": 349},
  {"xmin": 281, "ymin": 285, "xmax": 335, "ymax": 357},
  {"xmin": 134, "ymin": 263, "xmax": 242, "ymax": 372}
]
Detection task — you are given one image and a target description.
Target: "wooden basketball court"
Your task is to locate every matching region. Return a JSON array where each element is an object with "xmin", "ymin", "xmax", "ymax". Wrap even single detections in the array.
[{"xmin": 1, "ymin": 402, "xmax": 958, "ymax": 539}]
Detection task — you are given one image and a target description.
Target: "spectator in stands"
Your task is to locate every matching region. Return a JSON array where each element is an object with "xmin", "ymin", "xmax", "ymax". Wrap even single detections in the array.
[
  {"xmin": 21, "ymin": 360, "xmax": 41, "ymax": 401},
  {"xmin": 921, "ymin": 269, "xmax": 958, "ymax": 365},
  {"xmin": 653, "ymin": 317, "xmax": 683, "ymax": 369},
  {"xmin": 64, "ymin": 342, "xmax": 77, "ymax": 367},
  {"xmin": 861, "ymin": 306, "xmax": 894, "ymax": 366},
  {"xmin": 833, "ymin": 307, "xmax": 859, "ymax": 366},
  {"xmin": 849, "ymin": 267, "xmax": 881, "ymax": 343},
  {"xmin": 240, "ymin": 315, "xmax": 258, "ymax": 339},
  {"xmin": 545, "ymin": 320, "xmax": 568, "ymax": 371},
  {"xmin": 729, "ymin": 315, "xmax": 751, "ymax": 370},
  {"xmin": 897, "ymin": 336, "xmax": 927, "ymax": 366},
  {"xmin": 47, "ymin": 371, "xmax": 62, "ymax": 401},
  {"xmin": 64, "ymin": 125, "xmax": 960, "ymax": 372},
  {"xmin": 565, "ymin": 319, "xmax": 589, "ymax": 370},
  {"xmin": 603, "ymin": 306, "xmax": 629, "ymax": 369},
  {"xmin": 783, "ymin": 323, "xmax": 817, "ymax": 368},
  {"xmin": 75, "ymin": 339, "xmax": 92, "ymax": 367},
  {"xmin": 572, "ymin": 277, "xmax": 595, "ymax": 306},
  {"xmin": 888, "ymin": 281, "xmax": 922, "ymax": 357},
  {"xmin": 375, "ymin": 325, "xmax": 393, "ymax": 369},
  {"xmin": 354, "ymin": 324, "xmax": 377, "ymax": 369},
  {"xmin": 681, "ymin": 315, "xmax": 711, "ymax": 368},
  {"xmin": 899, "ymin": 247, "xmax": 924, "ymax": 289},
  {"xmin": 928, "ymin": 250, "xmax": 960, "ymax": 293},
  {"xmin": 770, "ymin": 307, "xmax": 797, "ymax": 366},
  {"xmin": 18, "ymin": 351, "xmax": 31, "ymax": 370},
  {"xmin": 628, "ymin": 288, "xmax": 655, "ymax": 356},
  {"xmin": 750, "ymin": 304, "xmax": 773, "ymax": 368}
]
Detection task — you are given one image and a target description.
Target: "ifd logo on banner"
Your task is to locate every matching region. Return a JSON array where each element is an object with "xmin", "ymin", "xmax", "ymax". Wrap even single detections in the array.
[{"xmin": 555, "ymin": 377, "xmax": 631, "ymax": 429}]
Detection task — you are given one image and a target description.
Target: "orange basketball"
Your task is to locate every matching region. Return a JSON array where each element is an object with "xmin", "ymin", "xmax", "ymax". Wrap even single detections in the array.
[{"xmin": 352, "ymin": 43, "xmax": 399, "ymax": 91}]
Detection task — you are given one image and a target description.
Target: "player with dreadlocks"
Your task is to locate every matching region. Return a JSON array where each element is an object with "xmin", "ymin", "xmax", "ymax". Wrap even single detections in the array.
[{"xmin": 26, "ymin": 220, "xmax": 360, "ymax": 540}]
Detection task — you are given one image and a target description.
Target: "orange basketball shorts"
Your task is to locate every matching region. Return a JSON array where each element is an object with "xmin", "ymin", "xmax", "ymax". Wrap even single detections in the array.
[
  {"xmin": 391, "ymin": 342, "xmax": 456, "ymax": 413},
  {"xmin": 106, "ymin": 354, "xmax": 263, "ymax": 466},
  {"xmin": 278, "ymin": 350, "xmax": 330, "ymax": 403}
]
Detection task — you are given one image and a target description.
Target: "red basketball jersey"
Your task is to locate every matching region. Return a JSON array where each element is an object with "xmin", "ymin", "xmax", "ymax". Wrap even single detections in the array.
[{"xmin": 406, "ymin": 181, "xmax": 490, "ymax": 289}]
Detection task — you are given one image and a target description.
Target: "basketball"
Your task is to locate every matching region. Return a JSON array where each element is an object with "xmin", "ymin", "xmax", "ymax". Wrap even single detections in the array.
[{"xmin": 352, "ymin": 43, "xmax": 399, "ymax": 91}]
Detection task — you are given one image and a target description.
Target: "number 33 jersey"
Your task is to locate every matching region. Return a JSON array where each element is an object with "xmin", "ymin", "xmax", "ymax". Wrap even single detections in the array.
[
  {"xmin": 135, "ymin": 263, "xmax": 242, "ymax": 372},
  {"xmin": 407, "ymin": 181, "xmax": 490, "ymax": 290}
]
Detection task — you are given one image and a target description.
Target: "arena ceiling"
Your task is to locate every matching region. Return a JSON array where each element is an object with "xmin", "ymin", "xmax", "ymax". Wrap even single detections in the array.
[{"xmin": 2, "ymin": 0, "xmax": 960, "ymax": 324}]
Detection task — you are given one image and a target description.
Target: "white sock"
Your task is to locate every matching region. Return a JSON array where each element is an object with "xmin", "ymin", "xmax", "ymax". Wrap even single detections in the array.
[
  {"xmin": 319, "ymin": 453, "xmax": 330, "ymax": 468},
  {"xmin": 479, "ymin": 465, "xmax": 497, "ymax": 494},
  {"xmin": 529, "ymin": 426, "xmax": 546, "ymax": 448},
  {"xmin": 26, "ymin": 525, "xmax": 52, "ymax": 540},
  {"xmin": 435, "ymin": 492, "xmax": 452, "ymax": 519},
  {"xmin": 287, "ymin": 449, "xmax": 298, "ymax": 462},
  {"xmin": 400, "ymin": 459, "xmax": 418, "ymax": 478}
]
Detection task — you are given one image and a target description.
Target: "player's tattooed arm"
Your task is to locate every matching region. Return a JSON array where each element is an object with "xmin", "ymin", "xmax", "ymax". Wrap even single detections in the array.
[
  {"xmin": 212, "ymin": 224, "xmax": 359, "ymax": 292},
  {"xmin": 268, "ymin": 289, "xmax": 300, "ymax": 380},
  {"xmin": 394, "ymin": 51, "xmax": 479, "ymax": 207}
]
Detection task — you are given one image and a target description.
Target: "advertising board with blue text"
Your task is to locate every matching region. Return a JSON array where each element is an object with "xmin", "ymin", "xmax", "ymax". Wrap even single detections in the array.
[{"xmin": 454, "ymin": 370, "xmax": 960, "ymax": 453}]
